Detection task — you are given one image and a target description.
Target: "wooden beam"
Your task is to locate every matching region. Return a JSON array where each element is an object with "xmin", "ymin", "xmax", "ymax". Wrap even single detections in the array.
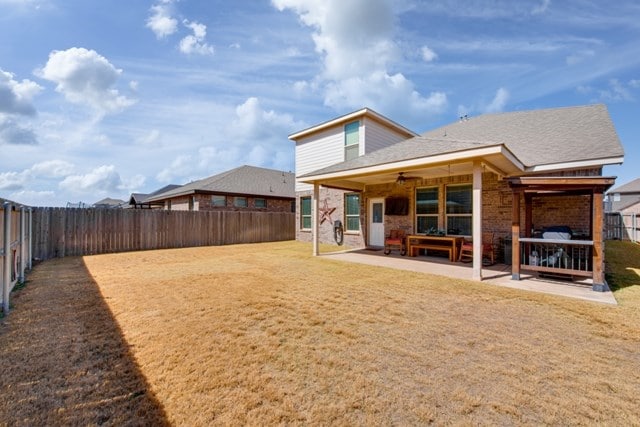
[{"xmin": 592, "ymin": 189, "xmax": 605, "ymax": 290}]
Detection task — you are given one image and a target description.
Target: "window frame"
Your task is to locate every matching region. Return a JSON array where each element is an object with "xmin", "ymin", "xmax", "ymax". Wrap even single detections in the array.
[
  {"xmin": 415, "ymin": 186, "xmax": 439, "ymax": 234},
  {"xmin": 234, "ymin": 196, "xmax": 248, "ymax": 208},
  {"xmin": 300, "ymin": 196, "xmax": 312, "ymax": 230},
  {"xmin": 211, "ymin": 194, "xmax": 226, "ymax": 207},
  {"xmin": 344, "ymin": 121, "xmax": 360, "ymax": 161},
  {"xmin": 344, "ymin": 193, "xmax": 360, "ymax": 233},
  {"xmin": 445, "ymin": 184, "xmax": 472, "ymax": 236}
]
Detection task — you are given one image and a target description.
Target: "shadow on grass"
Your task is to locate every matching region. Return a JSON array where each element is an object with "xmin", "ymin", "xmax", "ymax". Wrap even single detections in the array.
[
  {"xmin": 605, "ymin": 240, "xmax": 640, "ymax": 292},
  {"xmin": 0, "ymin": 257, "xmax": 169, "ymax": 425}
]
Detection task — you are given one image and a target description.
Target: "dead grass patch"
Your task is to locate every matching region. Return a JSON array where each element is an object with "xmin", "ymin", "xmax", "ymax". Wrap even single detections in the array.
[{"xmin": 1, "ymin": 240, "xmax": 639, "ymax": 425}]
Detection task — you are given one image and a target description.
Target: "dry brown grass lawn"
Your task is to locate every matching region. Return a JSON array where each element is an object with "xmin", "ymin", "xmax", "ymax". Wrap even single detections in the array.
[{"xmin": 1, "ymin": 240, "xmax": 639, "ymax": 425}]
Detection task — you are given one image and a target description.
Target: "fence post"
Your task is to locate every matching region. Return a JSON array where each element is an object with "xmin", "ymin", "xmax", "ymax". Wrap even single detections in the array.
[
  {"xmin": 19, "ymin": 207, "xmax": 25, "ymax": 282},
  {"xmin": 27, "ymin": 208, "xmax": 33, "ymax": 270},
  {"xmin": 3, "ymin": 202, "xmax": 11, "ymax": 314}
]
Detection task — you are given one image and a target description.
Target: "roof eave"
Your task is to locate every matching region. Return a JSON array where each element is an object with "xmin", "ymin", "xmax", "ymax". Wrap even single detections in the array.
[
  {"xmin": 288, "ymin": 108, "xmax": 417, "ymax": 141},
  {"xmin": 524, "ymin": 156, "xmax": 624, "ymax": 173},
  {"xmin": 299, "ymin": 145, "xmax": 524, "ymax": 183}
]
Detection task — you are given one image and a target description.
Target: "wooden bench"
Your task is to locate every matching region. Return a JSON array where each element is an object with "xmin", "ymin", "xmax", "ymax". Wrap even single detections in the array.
[{"xmin": 408, "ymin": 243, "xmax": 453, "ymax": 260}]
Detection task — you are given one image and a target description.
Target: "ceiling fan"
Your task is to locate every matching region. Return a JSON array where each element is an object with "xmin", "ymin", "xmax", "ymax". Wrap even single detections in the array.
[{"xmin": 395, "ymin": 172, "xmax": 420, "ymax": 185}]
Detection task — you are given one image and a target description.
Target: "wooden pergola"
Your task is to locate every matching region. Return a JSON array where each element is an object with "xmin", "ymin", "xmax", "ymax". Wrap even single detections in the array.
[{"xmin": 507, "ymin": 176, "xmax": 616, "ymax": 291}]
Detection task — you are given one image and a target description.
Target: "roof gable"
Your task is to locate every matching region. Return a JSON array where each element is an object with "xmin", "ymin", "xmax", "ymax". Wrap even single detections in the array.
[{"xmin": 288, "ymin": 107, "xmax": 417, "ymax": 141}]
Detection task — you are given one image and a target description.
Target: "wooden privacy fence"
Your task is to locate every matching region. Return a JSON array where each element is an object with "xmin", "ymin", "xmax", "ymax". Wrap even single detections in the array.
[
  {"xmin": 1, "ymin": 203, "xmax": 32, "ymax": 314},
  {"xmin": 605, "ymin": 212, "xmax": 639, "ymax": 242},
  {"xmin": 32, "ymin": 208, "xmax": 295, "ymax": 261}
]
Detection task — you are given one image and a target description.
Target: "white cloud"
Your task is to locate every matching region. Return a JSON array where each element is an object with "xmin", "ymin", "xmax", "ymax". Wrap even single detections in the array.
[
  {"xmin": 566, "ymin": 49, "xmax": 595, "ymax": 65},
  {"xmin": 29, "ymin": 159, "xmax": 75, "ymax": 178},
  {"xmin": 146, "ymin": 3, "xmax": 178, "ymax": 39},
  {"xmin": 179, "ymin": 20, "xmax": 214, "ymax": 55},
  {"xmin": 230, "ymin": 97, "xmax": 301, "ymax": 141},
  {"xmin": 273, "ymin": 0, "xmax": 446, "ymax": 118},
  {"xmin": 597, "ymin": 79, "xmax": 633, "ymax": 102},
  {"xmin": 484, "ymin": 87, "xmax": 509, "ymax": 113},
  {"xmin": 59, "ymin": 165, "xmax": 133, "ymax": 195},
  {"xmin": 0, "ymin": 170, "xmax": 28, "ymax": 191},
  {"xmin": 531, "ymin": 0, "xmax": 551, "ymax": 15},
  {"xmin": 0, "ymin": 68, "xmax": 42, "ymax": 116},
  {"xmin": 629, "ymin": 79, "xmax": 640, "ymax": 88},
  {"xmin": 0, "ymin": 116, "xmax": 37, "ymax": 145},
  {"xmin": 8, "ymin": 190, "xmax": 56, "ymax": 207},
  {"xmin": 156, "ymin": 155, "xmax": 193, "ymax": 183},
  {"xmin": 420, "ymin": 45, "xmax": 437, "ymax": 62},
  {"xmin": 36, "ymin": 47, "xmax": 136, "ymax": 115}
]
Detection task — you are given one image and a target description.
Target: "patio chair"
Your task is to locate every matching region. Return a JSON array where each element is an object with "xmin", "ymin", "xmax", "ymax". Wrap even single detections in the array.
[
  {"xmin": 384, "ymin": 229, "xmax": 406, "ymax": 255},
  {"xmin": 458, "ymin": 232, "xmax": 495, "ymax": 265}
]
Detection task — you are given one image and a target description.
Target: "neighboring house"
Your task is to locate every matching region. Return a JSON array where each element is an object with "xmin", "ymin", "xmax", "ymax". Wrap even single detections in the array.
[
  {"xmin": 92, "ymin": 198, "xmax": 126, "ymax": 209},
  {"xmin": 128, "ymin": 184, "xmax": 181, "ymax": 209},
  {"xmin": 606, "ymin": 178, "xmax": 640, "ymax": 214},
  {"xmin": 290, "ymin": 104, "xmax": 624, "ymax": 291},
  {"xmin": 145, "ymin": 165, "xmax": 295, "ymax": 212}
]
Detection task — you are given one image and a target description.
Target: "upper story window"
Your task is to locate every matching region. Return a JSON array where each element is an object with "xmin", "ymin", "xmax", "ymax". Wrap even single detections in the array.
[
  {"xmin": 255, "ymin": 198, "xmax": 267, "ymax": 208},
  {"xmin": 344, "ymin": 121, "xmax": 360, "ymax": 161}
]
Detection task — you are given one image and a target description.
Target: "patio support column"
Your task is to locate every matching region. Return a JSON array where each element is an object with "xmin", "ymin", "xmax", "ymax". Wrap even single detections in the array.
[
  {"xmin": 592, "ymin": 189, "xmax": 606, "ymax": 291},
  {"xmin": 312, "ymin": 182, "xmax": 320, "ymax": 256},
  {"xmin": 472, "ymin": 161, "xmax": 482, "ymax": 281},
  {"xmin": 511, "ymin": 190, "xmax": 521, "ymax": 280}
]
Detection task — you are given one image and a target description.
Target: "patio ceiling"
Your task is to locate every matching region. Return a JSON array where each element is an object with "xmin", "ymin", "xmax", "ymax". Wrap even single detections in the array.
[{"xmin": 299, "ymin": 145, "xmax": 525, "ymax": 191}]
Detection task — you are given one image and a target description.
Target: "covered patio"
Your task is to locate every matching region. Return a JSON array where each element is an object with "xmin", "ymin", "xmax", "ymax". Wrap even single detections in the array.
[{"xmin": 320, "ymin": 248, "xmax": 617, "ymax": 305}]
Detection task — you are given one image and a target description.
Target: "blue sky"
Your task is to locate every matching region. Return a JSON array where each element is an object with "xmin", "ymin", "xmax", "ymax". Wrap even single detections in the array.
[{"xmin": 1, "ymin": 0, "xmax": 638, "ymax": 206}]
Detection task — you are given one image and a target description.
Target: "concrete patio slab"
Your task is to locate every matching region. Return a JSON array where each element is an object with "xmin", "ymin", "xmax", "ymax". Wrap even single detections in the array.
[{"xmin": 320, "ymin": 249, "xmax": 618, "ymax": 305}]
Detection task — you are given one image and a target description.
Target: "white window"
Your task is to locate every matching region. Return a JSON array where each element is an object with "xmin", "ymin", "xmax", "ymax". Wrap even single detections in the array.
[
  {"xmin": 300, "ymin": 197, "xmax": 311, "ymax": 229},
  {"xmin": 344, "ymin": 121, "xmax": 360, "ymax": 161},
  {"xmin": 345, "ymin": 193, "xmax": 360, "ymax": 232}
]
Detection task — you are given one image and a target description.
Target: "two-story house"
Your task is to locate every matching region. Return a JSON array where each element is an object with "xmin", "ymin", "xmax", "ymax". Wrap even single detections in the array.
[
  {"xmin": 289, "ymin": 108, "xmax": 417, "ymax": 247},
  {"xmin": 291, "ymin": 104, "xmax": 625, "ymax": 292}
]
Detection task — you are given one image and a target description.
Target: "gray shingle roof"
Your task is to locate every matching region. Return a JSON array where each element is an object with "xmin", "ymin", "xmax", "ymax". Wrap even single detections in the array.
[
  {"xmin": 608, "ymin": 177, "xmax": 640, "ymax": 194},
  {"xmin": 147, "ymin": 165, "xmax": 295, "ymax": 201},
  {"xmin": 301, "ymin": 104, "xmax": 623, "ymax": 177}
]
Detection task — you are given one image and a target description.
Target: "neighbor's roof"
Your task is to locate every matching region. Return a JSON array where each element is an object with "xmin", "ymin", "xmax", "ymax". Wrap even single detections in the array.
[
  {"xmin": 609, "ymin": 194, "xmax": 640, "ymax": 212},
  {"xmin": 129, "ymin": 184, "xmax": 181, "ymax": 204},
  {"xmin": 608, "ymin": 177, "xmax": 640, "ymax": 194},
  {"xmin": 93, "ymin": 197, "xmax": 126, "ymax": 207},
  {"xmin": 300, "ymin": 104, "xmax": 624, "ymax": 179},
  {"xmin": 147, "ymin": 165, "xmax": 295, "ymax": 201},
  {"xmin": 288, "ymin": 107, "xmax": 418, "ymax": 141}
]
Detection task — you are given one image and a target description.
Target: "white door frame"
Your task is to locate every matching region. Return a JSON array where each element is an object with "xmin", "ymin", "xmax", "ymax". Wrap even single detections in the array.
[{"xmin": 369, "ymin": 198, "xmax": 385, "ymax": 247}]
